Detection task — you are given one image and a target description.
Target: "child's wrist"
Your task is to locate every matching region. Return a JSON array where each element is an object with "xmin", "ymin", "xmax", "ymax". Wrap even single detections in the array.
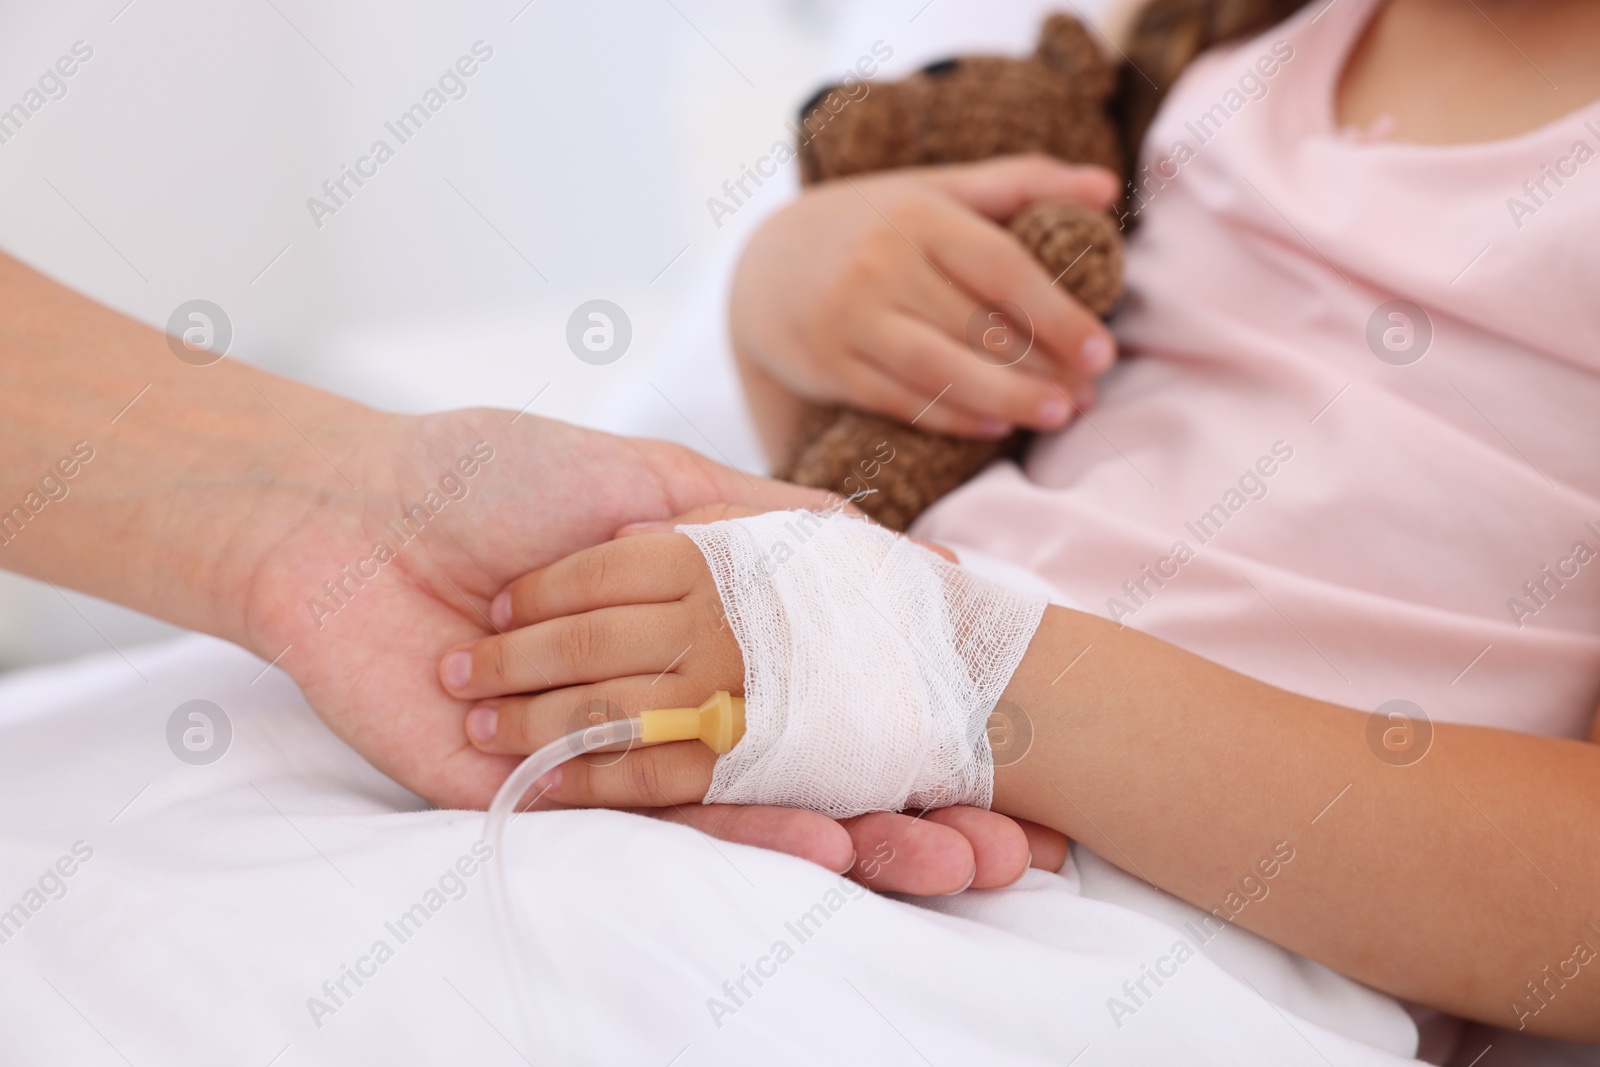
[{"xmin": 989, "ymin": 606, "xmax": 1103, "ymax": 833}]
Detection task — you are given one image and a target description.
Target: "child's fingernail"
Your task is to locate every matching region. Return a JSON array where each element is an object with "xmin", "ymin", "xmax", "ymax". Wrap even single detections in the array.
[
  {"xmin": 534, "ymin": 767, "xmax": 562, "ymax": 793},
  {"xmin": 1036, "ymin": 397, "xmax": 1069, "ymax": 428},
  {"xmin": 615, "ymin": 521, "xmax": 662, "ymax": 537},
  {"xmin": 836, "ymin": 849, "xmax": 858, "ymax": 875},
  {"xmin": 466, "ymin": 705, "xmax": 498, "ymax": 744},
  {"xmin": 979, "ymin": 417, "xmax": 1010, "ymax": 437},
  {"xmin": 441, "ymin": 650, "xmax": 472, "ymax": 690},
  {"xmin": 490, "ymin": 591, "xmax": 512, "ymax": 630},
  {"xmin": 1080, "ymin": 334, "xmax": 1114, "ymax": 374}
]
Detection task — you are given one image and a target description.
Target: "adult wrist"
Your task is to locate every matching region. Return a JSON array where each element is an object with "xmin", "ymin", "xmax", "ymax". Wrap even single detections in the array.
[
  {"xmin": 201, "ymin": 366, "xmax": 393, "ymax": 653},
  {"xmin": 0, "ymin": 250, "xmax": 384, "ymax": 652}
]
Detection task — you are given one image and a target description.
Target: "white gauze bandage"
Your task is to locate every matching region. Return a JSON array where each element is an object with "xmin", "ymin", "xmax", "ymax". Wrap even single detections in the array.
[{"xmin": 678, "ymin": 510, "xmax": 1047, "ymax": 818}]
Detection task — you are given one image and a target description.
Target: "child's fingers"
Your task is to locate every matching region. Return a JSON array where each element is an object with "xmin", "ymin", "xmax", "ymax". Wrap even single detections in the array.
[
  {"xmin": 556, "ymin": 738, "xmax": 717, "ymax": 809},
  {"xmin": 906, "ymin": 267, "xmax": 1093, "ymax": 399},
  {"xmin": 442, "ymin": 603, "xmax": 695, "ymax": 699},
  {"xmin": 924, "ymin": 154, "xmax": 1120, "ymax": 221},
  {"xmin": 864, "ymin": 312, "xmax": 1069, "ymax": 432},
  {"xmin": 925, "ymin": 201, "xmax": 1116, "ymax": 379},
  {"xmin": 465, "ymin": 675, "xmax": 716, "ymax": 755},
  {"xmin": 832, "ymin": 357, "xmax": 1010, "ymax": 439},
  {"xmin": 903, "ymin": 271, "xmax": 1016, "ymax": 376},
  {"xmin": 919, "ymin": 806, "xmax": 1032, "ymax": 888},
  {"xmin": 491, "ymin": 533, "xmax": 697, "ymax": 630}
]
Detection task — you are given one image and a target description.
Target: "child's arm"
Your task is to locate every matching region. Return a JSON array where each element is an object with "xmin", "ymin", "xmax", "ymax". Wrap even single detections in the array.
[
  {"xmin": 729, "ymin": 156, "xmax": 1120, "ymax": 462},
  {"xmin": 442, "ymin": 523, "xmax": 1600, "ymax": 1042},
  {"xmin": 998, "ymin": 607, "xmax": 1600, "ymax": 1043}
]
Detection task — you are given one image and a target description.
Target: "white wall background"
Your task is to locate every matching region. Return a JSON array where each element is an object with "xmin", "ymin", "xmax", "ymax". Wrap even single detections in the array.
[{"xmin": 0, "ymin": 0, "xmax": 1116, "ymax": 670}]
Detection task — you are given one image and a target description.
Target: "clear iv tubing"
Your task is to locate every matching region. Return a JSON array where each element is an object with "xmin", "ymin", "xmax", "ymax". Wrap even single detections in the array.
[
  {"xmin": 484, "ymin": 717, "xmax": 640, "ymax": 1054},
  {"xmin": 482, "ymin": 692, "xmax": 746, "ymax": 1056}
]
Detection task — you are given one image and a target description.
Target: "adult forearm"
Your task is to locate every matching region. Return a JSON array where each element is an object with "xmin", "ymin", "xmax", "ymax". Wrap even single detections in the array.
[
  {"xmin": 0, "ymin": 252, "xmax": 367, "ymax": 647},
  {"xmin": 0, "ymin": 251, "xmax": 823, "ymax": 651},
  {"xmin": 995, "ymin": 606, "xmax": 1600, "ymax": 1040}
]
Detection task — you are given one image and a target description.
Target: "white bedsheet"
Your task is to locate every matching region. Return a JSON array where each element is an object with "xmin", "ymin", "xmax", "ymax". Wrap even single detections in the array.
[{"xmin": 0, "ymin": 633, "xmax": 1444, "ymax": 1066}]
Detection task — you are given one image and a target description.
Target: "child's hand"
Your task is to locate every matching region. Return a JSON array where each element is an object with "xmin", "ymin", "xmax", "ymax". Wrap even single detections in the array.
[
  {"xmin": 440, "ymin": 507, "xmax": 1067, "ymax": 893},
  {"xmin": 447, "ymin": 529, "xmax": 746, "ymax": 766},
  {"xmin": 731, "ymin": 155, "xmax": 1120, "ymax": 441}
]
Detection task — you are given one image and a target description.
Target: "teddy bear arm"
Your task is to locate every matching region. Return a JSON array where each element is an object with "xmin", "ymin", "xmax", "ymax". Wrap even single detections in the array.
[{"xmin": 1008, "ymin": 203, "xmax": 1125, "ymax": 317}]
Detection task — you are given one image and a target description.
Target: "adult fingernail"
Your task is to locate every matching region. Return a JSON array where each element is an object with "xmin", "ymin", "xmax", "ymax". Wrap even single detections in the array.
[
  {"xmin": 942, "ymin": 863, "xmax": 979, "ymax": 896},
  {"xmin": 490, "ymin": 591, "xmax": 512, "ymax": 630},
  {"xmin": 441, "ymin": 650, "xmax": 472, "ymax": 690},
  {"xmin": 466, "ymin": 705, "xmax": 498, "ymax": 744},
  {"xmin": 837, "ymin": 849, "xmax": 858, "ymax": 875},
  {"xmin": 1080, "ymin": 334, "xmax": 1114, "ymax": 374},
  {"xmin": 534, "ymin": 767, "xmax": 562, "ymax": 793},
  {"xmin": 1036, "ymin": 397, "xmax": 1069, "ymax": 428},
  {"xmin": 979, "ymin": 417, "xmax": 1011, "ymax": 437},
  {"xmin": 1073, "ymin": 383, "xmax": 1096, "ymax": 413}
]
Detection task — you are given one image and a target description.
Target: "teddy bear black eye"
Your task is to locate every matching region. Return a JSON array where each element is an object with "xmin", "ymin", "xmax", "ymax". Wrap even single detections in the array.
[{"xmin": 920, "ymin": 58, "xmax": 960, "ymax": 77}]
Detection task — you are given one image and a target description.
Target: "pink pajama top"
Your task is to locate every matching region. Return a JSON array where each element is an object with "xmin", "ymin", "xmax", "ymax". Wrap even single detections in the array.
[{"xmin": 919, "ymin": 0, "xmax": 1600, "ymax": 737}]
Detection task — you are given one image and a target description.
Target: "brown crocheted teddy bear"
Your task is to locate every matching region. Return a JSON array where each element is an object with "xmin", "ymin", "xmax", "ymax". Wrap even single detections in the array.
[{"xmin": 774, "ymin": 14, "xmax": 1127, "ymax": 531}]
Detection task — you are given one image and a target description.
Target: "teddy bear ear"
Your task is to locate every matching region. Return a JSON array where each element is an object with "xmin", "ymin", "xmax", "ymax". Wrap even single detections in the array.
[
  {"xmin": 1036, "ymin": 13, "xmax": 1116, "ymax": 101},
  {"xmin": 796, "ymin": 83, "xmax": 838, "ymax": 124},
  {"xmin": 795, "ymin": 83, "xmax": 848, "ymax": 184},
  {"xmin": 795, "ymin": 81, "xmax": 914, "ymax": 184}
]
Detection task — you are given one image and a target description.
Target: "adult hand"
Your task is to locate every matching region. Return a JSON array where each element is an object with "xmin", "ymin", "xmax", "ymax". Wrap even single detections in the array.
[
  {"xmin": 240, "ymin": 414, "xmax": 1066, "ymax": 893},
  {"xmin": 438, "ymin": 502, "xmax": 1071, "ymax": 893},
  {"xmin": 233, "ymin": 408, "xmax": 809, "ymax": 811},
  {"xmin": 0, "ymin": 251, "xmax": 1061, "ymax": 894},
  {"xmin": 730, "ymin": 154, "xmax": 1120, "ymax": 446}
]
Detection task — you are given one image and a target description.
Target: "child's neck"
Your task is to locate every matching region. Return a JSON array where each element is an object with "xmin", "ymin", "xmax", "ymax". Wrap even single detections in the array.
[{"xmin": 1337, "ymin": 0, "xmax": 1600, "ymax": 145}]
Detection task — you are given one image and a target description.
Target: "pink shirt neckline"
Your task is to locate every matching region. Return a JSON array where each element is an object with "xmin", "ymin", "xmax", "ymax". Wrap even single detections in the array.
[{"xmin": 1313, "ymin": 0, "xmax": 1600, "ymax": 156}]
